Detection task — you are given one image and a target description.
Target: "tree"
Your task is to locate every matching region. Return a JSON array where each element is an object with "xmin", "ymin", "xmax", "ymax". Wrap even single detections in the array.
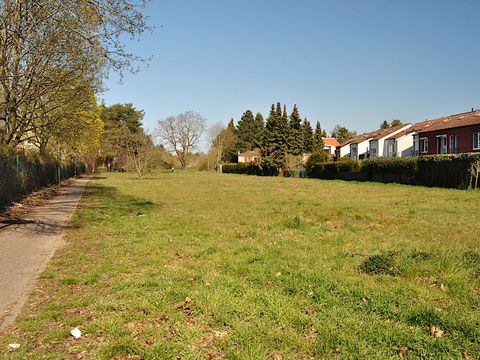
[
  {"xmin": 209, "ymin": 122, "xmax": 238, "ymax": 172},
  {"xmin": 380, "ymin": 120, "xmax": 390, "ymax": 129},
  {"xmin": 390, "ymin": 119, "xmax": 403, "ymax": 127},
  {"xmin": 236, "ymin": 110, "xmax": 264, "ymax": 152},
  {"xmin": 302, "ymin": 118, "xmax": 314, "ymax": 153},
  {"xmin": 100, "ymin": 103, "xmax": 145, "ymax": 171},
  {"xmin": 313, "ymin": 121, "xmax": 325, "ymax": 152},
  {"xmin": 331, "ymin": 125, "xmax": 356, "ymax": 144},
  {"xmin": 0, "ymin": 1, "xmax": 150, "ymax": 148},
  {"xmin": 155, "ymin": 111, "xmax": 206, "ymax": 171},
  {"xmin": 288, "ymin": 104, "xmax": 304, "ymax": 155},
  {"xmin": 261, "ymin": 103, "xmax": 289, "ymax": 170}
]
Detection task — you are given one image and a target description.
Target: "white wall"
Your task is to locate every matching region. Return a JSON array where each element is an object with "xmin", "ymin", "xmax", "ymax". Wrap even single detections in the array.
[{"xmin": 397, "ymin": 133, "xmax": 415, "ymax": 157}]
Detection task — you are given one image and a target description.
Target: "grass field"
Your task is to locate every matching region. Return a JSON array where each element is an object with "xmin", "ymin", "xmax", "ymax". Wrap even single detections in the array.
[{"xmin": 1, "ymin": 172, "xmax": 480, "ymax": 359}]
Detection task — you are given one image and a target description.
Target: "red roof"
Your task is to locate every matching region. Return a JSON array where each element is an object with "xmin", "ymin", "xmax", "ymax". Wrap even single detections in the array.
[
  {"xmin": 322, "ymin": 137, "xmax": 341, "ymax": 147},
  {"xmin": 416, "ymin": 110, "xmax": 480, "ymax": 133}
]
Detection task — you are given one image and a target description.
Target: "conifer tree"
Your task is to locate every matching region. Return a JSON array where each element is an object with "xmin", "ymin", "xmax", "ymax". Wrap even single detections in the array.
[
  {"xmin": 380, "ymin": 120, "xmax": 389, "ymax": 129},
  {"xmin": 236, "ymin": 110, "xmax": 263, "ymax": 152},
  {"xmin": 224, "ymin": 118, "xmax": 238, "ymax": 162},
  {"xmin": 261, "ymin": 103, "xmax": 287, "ymax": 169},
  {"xmin": 313, "ymin": 121, "xmax": 325, "ymax": 153},
  {"xmin": 302, "ymin": 118, "xmax": 314, "ymax": 153},
  {"xmin": 288, "ymin": 104, "xmax": 304, "ymax": 155}
]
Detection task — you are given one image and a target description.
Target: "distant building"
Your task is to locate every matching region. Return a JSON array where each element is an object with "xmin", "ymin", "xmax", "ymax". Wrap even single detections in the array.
[
  {"xmin": 238, "ymin": 149, "xmax": 261, "ymax": 164},
  {"xmin": 322, "ymin": 137, "xmax": 341, "ymax": 157}
]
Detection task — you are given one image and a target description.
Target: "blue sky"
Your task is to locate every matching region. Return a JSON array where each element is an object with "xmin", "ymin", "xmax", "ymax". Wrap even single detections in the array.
[{"xmin": 102, "ymin": 0, "xmax": 480, "ymax": 148}]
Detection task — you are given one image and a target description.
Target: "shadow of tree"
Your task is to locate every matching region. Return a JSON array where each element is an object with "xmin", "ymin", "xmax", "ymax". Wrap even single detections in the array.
[{"xmin": 70, "ymin": 184, "xmax": 160, "ymax": 229}]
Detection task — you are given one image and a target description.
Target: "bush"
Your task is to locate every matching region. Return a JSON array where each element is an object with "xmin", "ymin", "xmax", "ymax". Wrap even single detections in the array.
[
  {"xmin": 308, "ymin": 158, "xmax": 361, "ymax": 179},
  {"xmin": 362, "ymin": 154, "xmax": 480, "ymax": 189},
  {"xmin": 222, "ymin": 163, "xmax": 265, "ymax": 176}
]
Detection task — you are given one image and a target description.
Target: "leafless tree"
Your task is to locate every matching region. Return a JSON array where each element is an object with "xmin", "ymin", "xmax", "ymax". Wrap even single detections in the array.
[
  {"xmin": 469, "ymin": 160, "xmax": 480, "ymax": 190},
  {"xmin": 155, "ymin": 111, "xmax": 206, "ymax": 171},
  {"xmin": 208, "ymin": 122, "xmax": 237, "ymax": 172}
]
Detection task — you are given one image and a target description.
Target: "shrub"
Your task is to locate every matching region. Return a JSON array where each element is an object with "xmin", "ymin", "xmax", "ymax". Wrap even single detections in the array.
[
  {"xmin": 359, "ymin": 252, "xmax": 399, "ymax": 276},
  {"xmin": 308, "ymin": 158, "xmax": 361, "ymax": 179},
  {"xmin": 222, "ymin": 163, "xmax": 265, "ymax": 176}
]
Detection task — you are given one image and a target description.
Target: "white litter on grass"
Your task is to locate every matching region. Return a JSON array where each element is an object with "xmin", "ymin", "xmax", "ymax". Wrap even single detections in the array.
[
  {"xmin": 70, "ymin": 327, "xmax": 82, "ymax": 339},
  {"xmin": 8, "ymin": 343, "xmax": 21, "ymax": 350}
]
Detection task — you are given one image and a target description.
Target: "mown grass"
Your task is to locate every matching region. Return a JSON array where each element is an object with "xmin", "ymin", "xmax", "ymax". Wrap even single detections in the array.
[{"xmin": 1, "ymin": 172, "xmax": 480, "ymax": 359}]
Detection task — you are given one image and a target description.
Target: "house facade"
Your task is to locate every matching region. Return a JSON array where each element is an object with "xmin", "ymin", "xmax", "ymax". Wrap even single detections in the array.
[
  {"xmin": 322, "ymin": 137, "xmax": 341, "ymax": 157},
  {"xmin": 415, "ymin": 110, "xmax": 480, "ymax": 155},
  {"xmin": 238, "ymin": 149, "xmax": 261, "ymax": 164},
  {"xmin": 368, "ymin": 124, "xmax": 412, "ymax": 158}
]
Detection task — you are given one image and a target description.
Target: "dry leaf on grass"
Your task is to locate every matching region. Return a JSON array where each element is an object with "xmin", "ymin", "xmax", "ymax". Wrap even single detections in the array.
[
  {"xmin": 428, "ymin": 325, "xmax": 444, "ymax": 338},
  {"xmin": 397, "ymin": 346, "xmax": 408, "ymax": 357}
]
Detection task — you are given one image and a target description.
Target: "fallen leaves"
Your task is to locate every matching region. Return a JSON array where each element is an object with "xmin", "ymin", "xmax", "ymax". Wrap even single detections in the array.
[
  {"xmin": 397, "ymin": 346, "xmax": 408, "ymax": 357},
  {"xmin": 428, "ymin": 325, "xmax": 444, "ymax": 338}
]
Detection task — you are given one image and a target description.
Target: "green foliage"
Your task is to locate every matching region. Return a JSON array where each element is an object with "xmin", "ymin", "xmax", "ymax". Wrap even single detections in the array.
[
  {"xmin": 331, "ymin": 124, "xmax": 356, "ymax": 144},
  {"xmin": 359, "ymin": 253, "xmax": 399, "ymax": 276},
  {"xmin": 380, "ymin": 120, "xmax": 403, "ymax": 129},
  {"xmin": 380, "ymin": 120, "xmax": 390, "ymax": 129},
  {"xmin": 222, "ymin": 163, "xmax": 266, "ymax": 176},
  {"xmin": 308, "ymin": 157, "xmax": 361, "ymax": 179},
  {"xmin": 363, "ymin": 154, "xmax": 480, "ymax": 189},
  {"xmin": 288, "ymin": 105, "xmax": 304, "ymax": 156},
  {"xmin": 313, "ymin": 121, "xmax": 325, "ymax": 152},
  {"xmin": 302, "ymin": 119, "xmax": 314, "ymax": 153},
  {"xmin": 236, "ymin": 111, "xmax": 263, "ymax": 152},
  {"xmin": 261, "ymin": 103, "xmax": 289, "ymax": 169}
]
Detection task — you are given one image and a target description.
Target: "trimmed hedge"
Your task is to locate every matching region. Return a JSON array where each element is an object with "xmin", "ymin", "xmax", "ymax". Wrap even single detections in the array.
[
  {"xmin": 363, "ymin": 154, "xmax": 480, "ymax": 189},
  {"xmin": 222, "ymin": 163, "xmax": 279, "ymax": 176},
  {"xmin": 0, "ymin": 150, "xmax": 85, "ymax": 208},
  {"xmin": 308, "ymin": 159, "xmax": 361, "ymax": 179}
]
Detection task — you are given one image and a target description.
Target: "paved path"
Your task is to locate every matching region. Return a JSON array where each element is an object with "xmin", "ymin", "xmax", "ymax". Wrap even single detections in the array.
[{"xmin": 0, "ymin": 177, "xmax": 90, "ymax": 333}]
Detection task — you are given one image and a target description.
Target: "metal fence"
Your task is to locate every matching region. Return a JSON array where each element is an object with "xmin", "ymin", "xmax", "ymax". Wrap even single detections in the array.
[{"xmin": 0, "ymin": 154, "xmax": 85, "ymax": 208}]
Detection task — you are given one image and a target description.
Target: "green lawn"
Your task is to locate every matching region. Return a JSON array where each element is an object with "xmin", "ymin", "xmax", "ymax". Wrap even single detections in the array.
[{"xmin": 1, "ymin": 172, "xmax": 480, "ymax": 359}]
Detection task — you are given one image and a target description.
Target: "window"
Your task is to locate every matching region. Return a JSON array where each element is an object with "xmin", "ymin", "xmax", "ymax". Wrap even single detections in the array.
[
  {"xmin": 436, "ymin": 135, "xmax": 447, "ymax": 154},
  {"xmin": 474, "ymin": 132, "xmax": 480, "ymax": 150},
  {"xmin": 419, "ymin": 137, "xmax": 428, "ymax": 153},
  {"xmin": 450, "ymin": 135, "xmax": 460, "ymax": 154}
]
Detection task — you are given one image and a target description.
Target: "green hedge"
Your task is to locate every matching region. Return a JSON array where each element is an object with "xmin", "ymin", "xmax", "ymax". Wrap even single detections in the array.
[
  {"xmin": 362, "ymin": 154, "xmax": 480, "ymax": 189},
  {"xmin": 0, "ymin": 151, "xmax": 85, "ymax": 208},
  {"xmin": 308, "ymin": 159, "xmax": 361, "ymax": 179},
  {"xmin": 222, "ymin": 163, "xmax": 278, "ymax": 176}
]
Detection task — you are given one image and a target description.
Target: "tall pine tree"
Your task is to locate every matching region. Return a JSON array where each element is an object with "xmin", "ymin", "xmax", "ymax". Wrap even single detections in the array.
[
  {"xmin": 302, "ymin": 118, "xmax": 314, "ymax": 153},
  {"xmin": 236, "ymin": 110, "xmax": 263, "ymax": 152},
  {"xmin": 313, "ymin": 121, "xmax": 325, "ymax": 153},
  {"xmin": 288, "ymin": 104, "xmax": 304, "ymax": 155},
  {"xmin": 262, "ymin": 103, "xmax": 288, "ymax": 169}
]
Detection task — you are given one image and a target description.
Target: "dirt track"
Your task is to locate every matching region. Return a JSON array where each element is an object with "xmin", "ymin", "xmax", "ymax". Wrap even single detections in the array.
[{"xmin": 0, "ymin": 177, "xmax": 90, "ymax": 333}]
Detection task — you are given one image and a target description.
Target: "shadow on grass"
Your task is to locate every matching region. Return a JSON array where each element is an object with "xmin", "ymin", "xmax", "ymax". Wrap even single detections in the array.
[{"xmin": 70, "ymin": 184, "xmax": 159, "ymax": 229}]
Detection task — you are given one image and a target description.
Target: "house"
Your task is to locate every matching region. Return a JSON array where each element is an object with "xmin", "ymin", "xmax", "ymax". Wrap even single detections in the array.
[
  {"xmin": 415, "ymin": 109, "xmax": 480, "ymax": 155},
  {"xmin": 238, "ymin": 149, "xmax": 261, "ymax": 164},
  {"xmin": 348, "ymin": 133, "xmax": 373, "ymax": 160},
  {"xmin": 368, "ymin": 124, "xmax": 412, "ymax": 157},
  {"xmin": 322, "ymin": 137, "xmax": 341, "ymax": 157}
]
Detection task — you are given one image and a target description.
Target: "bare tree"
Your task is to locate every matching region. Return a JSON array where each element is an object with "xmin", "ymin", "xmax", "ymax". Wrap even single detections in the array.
[
  {"xmin": 208, "ymin": 122, "xmax": 237, "ymax": 172},
  {"xmin": 155, "ymin": 111, "xmax": 206, "ymax": 171},
  {"xmin": 469, "ymin": 160, "xmax": 480, "ymax": 190}
]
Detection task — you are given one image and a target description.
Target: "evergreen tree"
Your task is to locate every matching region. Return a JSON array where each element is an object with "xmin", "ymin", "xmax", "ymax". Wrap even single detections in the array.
[
  {"xmin": 380, "ymin": 120, "xmax": 389, "ymax": 129},
  {"xmin": 313, "ymin": 121, "xmax": 325, "ymax": 152},
  {"xmin": 224, "ymin": 118, "xmax": 238, "ymax": 162},
  {"xmin": 261, "ymin": 103, "xmax": 288, "ymax": 170},
  {"xmin": 390, "ymin": 119, "xmax": 402, "ymax": 127},
  {"xmin": 288, "ymin": 104, "xmax": 304, "ymax": 155},
  {"xmin": 254, "ymin": 112, "xmax": 265, "ymax": 148},
  {"xmin": 236, "ymin": 110, "xmax": 258, "ymax": 152},
  {"xmin": 302, "ymin": 118, "xmax": 314, "ymax": 153}
]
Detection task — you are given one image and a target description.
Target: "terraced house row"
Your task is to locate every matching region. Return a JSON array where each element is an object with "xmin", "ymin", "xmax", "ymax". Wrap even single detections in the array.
[{"xmin": 336, "ymin": 109, "xmax": 480, "ymax": 160}]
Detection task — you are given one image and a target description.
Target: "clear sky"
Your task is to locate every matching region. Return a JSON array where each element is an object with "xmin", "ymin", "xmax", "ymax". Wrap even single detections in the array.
[{"xmin": 102, "ymin": 0, "xmax": 480, "ymax": 148}]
